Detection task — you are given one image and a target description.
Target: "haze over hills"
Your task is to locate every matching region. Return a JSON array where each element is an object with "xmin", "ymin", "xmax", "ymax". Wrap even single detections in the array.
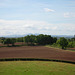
[{"xmin": 0, "ymin": 33, "xmax": 74, "ymax": 39}]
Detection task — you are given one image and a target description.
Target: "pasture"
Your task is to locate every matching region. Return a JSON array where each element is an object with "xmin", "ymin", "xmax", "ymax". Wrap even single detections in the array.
[{"xmin": 0, "ymin": 61, "xmax": 75, "ymax": 75}]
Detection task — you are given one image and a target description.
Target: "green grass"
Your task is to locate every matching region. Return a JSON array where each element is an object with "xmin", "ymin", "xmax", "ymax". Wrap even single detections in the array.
[
  {"xmin": 45, "ymin": 44, "xmax": 61, "ymax": 49},
  {"xmin": 66, "ymin": 49, "xmax": 75, "ymax": 52},
  {"xmin": 0, "ymin": 61, "xmax": 75, "ymax": 75},
  {"xmin": 46, "ymin": 44, "xmax": 75, "ymax": 52}
]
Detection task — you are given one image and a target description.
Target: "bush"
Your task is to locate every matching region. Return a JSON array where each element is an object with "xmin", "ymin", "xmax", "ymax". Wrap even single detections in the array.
[
  {"xmin": 57, "ymin": 37, "xmax": 68, "ymax": 49},
  {"xmin": 67, "ymin": 42, "xmax": 74, "ymax": 48}
]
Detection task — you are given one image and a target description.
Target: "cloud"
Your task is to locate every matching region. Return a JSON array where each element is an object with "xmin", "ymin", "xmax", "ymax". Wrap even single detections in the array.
[
  {"xmin": 44, "ymin": 8, "xmax": 55, "ymax": 12},
  {"xmin": 64, "ymin": 12, "xmax": 75, "ymax": 18},
  {"xmin": 0, "ymin": 19, "xmax": 58, "ymax": 36},
  {"xmin": 0, "ymin": 19, "xmax": 75, "ymax": 36},
  {"xmin": 64, "ymin": 12, "xmax": 70, "ymax": 18}
]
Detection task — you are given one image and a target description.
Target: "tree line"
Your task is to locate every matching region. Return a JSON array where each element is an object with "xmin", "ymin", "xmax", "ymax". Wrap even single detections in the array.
[{"xmin": 0, "ymin": 34, "xmax": 75, "ymax": 49}]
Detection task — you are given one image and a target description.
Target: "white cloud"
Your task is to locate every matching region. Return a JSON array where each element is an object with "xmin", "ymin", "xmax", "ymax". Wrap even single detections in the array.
[
  {"xmin": 0, "ymin": 19, "xmax": 52, "ymax": 36},
  {"xmin": 44, "ymin": 8, "xmax": 55, "ymax": 12},
  {"xmin": 0, "ymin": 19, "xmax": 75, "ymax": 36},
  {"xmin": 64, "ymin": 12, "xmax": 70, "ymax": 18},
  {"xmin": 64, "ymin": 12, "xmax": 75, "ymax": 18}
]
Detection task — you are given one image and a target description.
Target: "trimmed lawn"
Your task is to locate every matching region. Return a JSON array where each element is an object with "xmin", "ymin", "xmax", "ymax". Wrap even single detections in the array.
[{"xmin": 0, "ymin": 61, "xmax": 75, "ymax": 75}]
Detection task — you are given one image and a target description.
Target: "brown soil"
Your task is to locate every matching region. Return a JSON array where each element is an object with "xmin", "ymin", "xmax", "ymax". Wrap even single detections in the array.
[
  {"xmin": 0, "ymin": 46, "xmax": 75, "ymax": 62},
  {"xmin": 15, "ymin": 42, "xmax": 25, "ymax": 45},
  {"xmin": 0, "ymin": 42, "xmax": 25, "ymax": 46}
]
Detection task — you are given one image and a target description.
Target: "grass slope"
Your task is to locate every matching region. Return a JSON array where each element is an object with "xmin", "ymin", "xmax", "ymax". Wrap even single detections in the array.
[
  {"xmin": 46, "ymin": 45, "xmax": 75, "ymax": 52},
  {"xmin": 0, "ymin": 61, "xmax": 75, "ymax": 75}
]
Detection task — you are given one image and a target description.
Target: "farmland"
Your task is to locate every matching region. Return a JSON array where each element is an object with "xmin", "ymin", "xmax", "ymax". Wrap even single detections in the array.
[
  {"xmin": 0, "ymin": 46, "xmax": 75, "ymax": 62},
  {"xmin": 0, "ymin": 44, "xmax": 75, "ymax": 75}
]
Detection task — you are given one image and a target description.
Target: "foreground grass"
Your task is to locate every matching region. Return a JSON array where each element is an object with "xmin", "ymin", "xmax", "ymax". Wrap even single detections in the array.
[{"xmin": 0, "ymin": 61, "xmax": 75, "ymax": 75}]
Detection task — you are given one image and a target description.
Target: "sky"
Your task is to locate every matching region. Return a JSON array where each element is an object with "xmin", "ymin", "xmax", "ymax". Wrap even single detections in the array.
[{"xmin": 0, "ymin": 0, "xmax": 75, "ymax": 36}]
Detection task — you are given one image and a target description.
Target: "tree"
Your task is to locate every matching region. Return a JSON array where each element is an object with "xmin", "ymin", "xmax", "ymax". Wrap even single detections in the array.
[
  {"xmin": 67, "ymin": 41, "xmax": 74, "ymax": 48},
  {"xmin": 24, "ymin": 35, "xmax": 30, "ymax": 45},
  {"xmin": 24, "ymin": 34, "xmax": 56, "ymax": 46},
  {"xmin": 29, "ymin": 35, "xmax": 36, "ymax": 45},
  {"xmin": 16, "ymin": 37, "xmax": 24, "ymax": 42},
  {"xmin": 36, "ymin": 34, "xmax": 54, "ymax": 45},
  {"xmin": 67, "ymin": 38, "xmax": 75, "ymax": 48},
  {"xmin": 10, "ymin": 38, "xmax": 16, "ymax": 46},
  {"xmin": 0, "ymin": 37, "xmax": 6, "ymax": 43},
  {"xmin": 3, "ymin": 38, "xmax": 16, "ymax": 46},
  {"xmin": 53, "ymin": 37, "xmax": 57, "ymax": 43},
  {"xmin": 24, "ymin": 35, "xmax": 36, "ymax": 45},
  {"xmin": 57, "ymin": 37, "xmax": 68, "ymax": 49},
  {"xmin": 3, "ymin": 38, "xmax": 11, "ymax": 46}
]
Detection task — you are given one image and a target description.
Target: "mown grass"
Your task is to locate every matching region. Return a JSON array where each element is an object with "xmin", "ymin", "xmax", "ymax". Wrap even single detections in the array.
[{"xmin": 0, "ymin": 61, "xmax": 75, "ymax": 75}]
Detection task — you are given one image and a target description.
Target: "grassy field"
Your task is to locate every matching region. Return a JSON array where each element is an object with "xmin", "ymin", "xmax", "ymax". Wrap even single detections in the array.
[
  {"xmin": 0, "ymin": 61, "xmax": 75, "ymax": 75},
  {"xmin": 46, "ymin": 45, "xmax": 75, "ymax": 52},
  {"xmin": 66, "ymin": 49, "xmax": 75, "ymax": 52}
]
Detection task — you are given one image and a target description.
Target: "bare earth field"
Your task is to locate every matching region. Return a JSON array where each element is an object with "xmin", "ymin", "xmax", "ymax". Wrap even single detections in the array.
[{"xmin": 0, "ymin": 46, "xmax": 75, "ymax": 62}]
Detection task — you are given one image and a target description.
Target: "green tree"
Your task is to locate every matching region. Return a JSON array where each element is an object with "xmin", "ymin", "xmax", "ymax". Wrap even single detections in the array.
[
  {"xmin": 16, "ymin": 37, "xmax": 24, "ymax": 42},
  {"xmin": 29, "ymin": 35, "xmax": 36, "ymax": 45},
  {"xmin": 3, "ymin": 38, "xmax": 11, "ymax": 46},
  {"xmin": 3, "ymin": 38, "xmax": 16, "ymax": 46},
  {"xmin": 53, "ymin": 37, "xmax": 57, "ymax": 43},
  {"xmin": 67, "ymin": 42, "xmax": 74, "ymax": 48},
  {"xmin": 0, "ymin": 37, "xmax": 6, "ymax": 43},
  {"xmin": 24, "ymin": 35, "xmax": 36, "ymax": 45},
  {"xmin": 24, "ymin": 35, "xmax": 30, "ymax": 44},
  {"xmin": 67, "ymin": 38, "xmax": 75, "ymax": 48},
  {"xmin": 36, "ymin": 34, "xmax": 54, "ymax": 45},
  {"xmin": 57, "ymin": 37, "xmax": 68, "ymax": 49},
  {"xmin": 10, "ymin": 38, "xmax": 16, "ymax": 46}
]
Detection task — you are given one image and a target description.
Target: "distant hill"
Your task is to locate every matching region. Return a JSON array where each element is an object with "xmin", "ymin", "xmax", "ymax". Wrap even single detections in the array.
[
  {"xmin": 52, "ymin": 35, "xmax": 74, "ymax": 39},
  {"xmin": 0, "ymin": 33, "xmax": 39, "ymax": 38},
  {"xmin": 0, "ymin": 33, "xmax": 74, "ymax": 39}
]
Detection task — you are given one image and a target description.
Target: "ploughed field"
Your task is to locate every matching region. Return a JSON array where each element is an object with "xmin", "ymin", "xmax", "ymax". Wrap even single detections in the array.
[{"xmin": 0, "ymin": 46, "xmax": 75, "ymax": 62}]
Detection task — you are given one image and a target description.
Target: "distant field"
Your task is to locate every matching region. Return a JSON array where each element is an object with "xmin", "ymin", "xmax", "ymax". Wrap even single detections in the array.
[
  {"xmin": 0, "ymin": 42, "xmax": 25, "ymax": 47},
  {"xmin": 0, "ymin": 61, "xmax": 75, "ymax": 75}
]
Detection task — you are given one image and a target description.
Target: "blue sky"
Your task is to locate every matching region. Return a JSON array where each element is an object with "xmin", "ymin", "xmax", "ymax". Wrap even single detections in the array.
[{"xmin": 0, "ymin": 0, "xmax": 75, "ymax": 36}]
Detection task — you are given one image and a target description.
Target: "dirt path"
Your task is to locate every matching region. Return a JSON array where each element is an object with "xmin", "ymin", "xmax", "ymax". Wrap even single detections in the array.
[{"xmin": 0, "ymin": 46, "xmax": 75, "ymax": 62}]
